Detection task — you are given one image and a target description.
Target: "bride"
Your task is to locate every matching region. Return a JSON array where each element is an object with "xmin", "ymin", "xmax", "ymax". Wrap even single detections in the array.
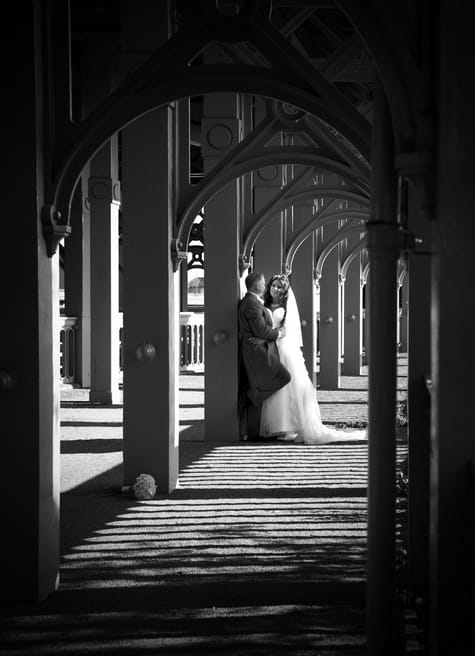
[{"xmin": 252, "ymin": 274, "xmax": 366, "ymax": 444}]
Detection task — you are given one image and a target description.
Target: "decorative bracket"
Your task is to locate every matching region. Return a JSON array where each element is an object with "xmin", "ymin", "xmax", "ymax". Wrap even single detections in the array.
[
  {"xmin": 282, "ymin": 262, "xmax": 292, "ymax": 276},
  {"xmin": 239, "ymin": 253, "xmax": 251, "ymax": 277},
  {"xmin": 171, "ymin": 238, "xmax": 188, "ymax": 272},
  {"xmin": 41, "ymin": 205, "xmax": 71, "ymax": 257}
]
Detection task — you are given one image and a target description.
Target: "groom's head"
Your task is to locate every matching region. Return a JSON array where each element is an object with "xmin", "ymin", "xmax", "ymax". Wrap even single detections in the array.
[{"xmin": 245, "ymin": 271, "xmax": 265, "ymax": 295}]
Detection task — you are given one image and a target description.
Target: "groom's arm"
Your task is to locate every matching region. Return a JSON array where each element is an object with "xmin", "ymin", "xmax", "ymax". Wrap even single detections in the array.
[{"xmin": 245, "ymin": 302, "xmax": 280, "ymax": 342}]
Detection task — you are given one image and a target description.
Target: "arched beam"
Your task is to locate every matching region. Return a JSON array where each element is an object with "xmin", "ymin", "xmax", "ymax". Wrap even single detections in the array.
[
  {"xmin": 341, "ymin": 237, "xmax": 367, "ymax": 281},
  {"xmin": 335, "ymin": 0, "xmax": 418, "ymax": 152},
  {"xmin": 398, "ymin": 260, "xmax": 408, "ymax": 287},
  {"xmin": 244, "ymin": 190, "xmax": 369, "ymax": 267},
  {"xmin": 285, "ymin": 208, "xmax": 369, "ymax": 274},
  {"xmin": 179, "ymin": 101, "xmax": 370, "ymax": 214},
  {"xmin": 176, "ymin": 148, "xmax": 366, "ymax": 255},
  {"xmin": 42, "ymin": 1, "xmax": 372, "ymax": 255},
  {"xmin": 247, "ymin": 16, "xmax": 372, "ymax": 155},
  {"xmin": 315, "ymin": 223, "xmax": 367, "ymax": 281},
  {"xmin": 362, "ymin": 260, "xmax": 370, "ymax": 285}
]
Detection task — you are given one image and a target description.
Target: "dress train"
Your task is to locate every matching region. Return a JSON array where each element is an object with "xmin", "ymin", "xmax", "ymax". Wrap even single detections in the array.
[{"xmin": 260, "ymin": 306, "xmax": 367, "ymax": 445}]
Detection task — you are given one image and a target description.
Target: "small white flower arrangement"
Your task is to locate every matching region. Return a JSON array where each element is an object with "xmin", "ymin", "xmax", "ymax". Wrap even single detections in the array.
[{"xmin": 133, "ymin": 473, "xmax": 157, "ymax": 500}]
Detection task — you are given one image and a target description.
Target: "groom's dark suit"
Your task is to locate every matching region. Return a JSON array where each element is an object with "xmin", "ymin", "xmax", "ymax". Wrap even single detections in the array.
[{"xmin": 238, "ymin": 292, "xmax": 291, "ymax": 438}]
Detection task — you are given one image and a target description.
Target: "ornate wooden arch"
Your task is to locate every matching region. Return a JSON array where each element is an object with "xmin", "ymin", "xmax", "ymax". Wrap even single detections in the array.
[
  {"xmin": 341, "ymin": 238, "xmax": 367, "ymax": 281},
  {"xmin": 362, "ymin": 261, "xmax": 371, "ymax": 285},
  {"xmin": 42, "ymin": 0, "xmax": 372, "ymax": 256},
  {"xmin": 335, "ymin": 0, "xmax": 418, "ymax": 153},
  {"xmin": 314, "ymin": 222, "xmax": 367, "ymax": 281},
  {"xmin": 285, "ymin": 206, "xmax": 369, "ymax": 274},
  {"xmin": 398, "ymin": 260, "xmax": 408, "ymax": 287},
  {"xmin": 334, "ymin": 0, "xmax": 433, "ymax": 210},
  {"xmin": 175, "ymin": 151, "xmax": 368, "ymax": 265},
  {"xmin": 242, "ymin": 188, "xmax": 369, "ymax": 267}
]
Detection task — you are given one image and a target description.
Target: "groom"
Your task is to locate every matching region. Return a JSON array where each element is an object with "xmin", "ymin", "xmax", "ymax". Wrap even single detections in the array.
[{"xmin": 238, "ymin": 271, "xmax": 291, "ymax": 441}]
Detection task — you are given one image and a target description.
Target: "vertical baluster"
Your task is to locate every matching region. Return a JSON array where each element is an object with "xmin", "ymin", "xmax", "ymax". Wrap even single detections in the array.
[
  {"xmin": 187, "ymin": 324, "xmax": 192, "ymax": 366},
  {"xmin": 179, "ymin": 324, "xmax": 184, "ymax": 368},
  {"xmin": 192, "ymin": 324, "xmax": 197, "ymax": 365},
  {"xmin": 60, "ymin": 329, "xmax": 65, "ymax": 381},
  {"xmin": 67, "ymin": 327, "xmax": 75, "ymax": 382},
  {"xmin": 199, "ymin": 321, "xmax": 204, "ymax": 367}
]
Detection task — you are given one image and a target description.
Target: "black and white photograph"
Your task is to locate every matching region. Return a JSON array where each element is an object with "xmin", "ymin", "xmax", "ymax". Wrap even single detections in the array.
[{"xmin": 1, "ymin": 1, "xmax": 474, "ymax": 654}]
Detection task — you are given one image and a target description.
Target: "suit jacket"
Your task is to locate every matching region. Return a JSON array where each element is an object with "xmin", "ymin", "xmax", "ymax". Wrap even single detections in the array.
[{"xmin": 238, "ymin": 292, "xmax": 282, "ymax": 388}]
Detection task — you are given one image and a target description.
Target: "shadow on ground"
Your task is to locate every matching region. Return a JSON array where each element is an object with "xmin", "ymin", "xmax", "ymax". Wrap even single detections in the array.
[{"xmin": 1, "ymin": 441, "xmax": 368, "ymax": 655}]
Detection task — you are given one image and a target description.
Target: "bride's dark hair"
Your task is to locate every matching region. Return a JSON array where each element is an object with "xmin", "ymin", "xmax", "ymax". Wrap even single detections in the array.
[{"xmin": 263, "ymin": 274, "xmax": 290, "ymax": 323}]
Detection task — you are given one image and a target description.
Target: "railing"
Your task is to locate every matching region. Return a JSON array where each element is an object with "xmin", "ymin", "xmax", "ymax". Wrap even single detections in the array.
[
  {"xmin": 59, "ymin": 316, "xmax": 77, "ymax": 384},
  {"xmin": 60, "ymin": 312, "xmax": 205, "ymax": 385},
  {"xmin": 180, "ymin": 312, "xmax": 204, "ymax": 372},
  {"xmin": 119, "ymin": 321, "xmax": 123, "ymax": 372}
]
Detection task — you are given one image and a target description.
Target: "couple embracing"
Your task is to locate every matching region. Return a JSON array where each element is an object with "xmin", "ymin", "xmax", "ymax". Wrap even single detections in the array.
[{"xmin": 238, "ymin": 271, "xmax": 366, "ymax": 445}]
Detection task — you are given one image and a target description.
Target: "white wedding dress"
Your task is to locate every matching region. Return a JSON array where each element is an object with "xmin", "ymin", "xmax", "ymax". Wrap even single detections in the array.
[{"xmin": 259, "ymin": 290, "xmax": 367, "ymax": 444}]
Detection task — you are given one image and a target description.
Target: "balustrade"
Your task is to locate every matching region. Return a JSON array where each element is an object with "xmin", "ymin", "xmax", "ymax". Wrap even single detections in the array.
[
  {"xmin": 179, "ymin": 312, "xmax": 205, "ymax": 372},
  {"xmin": 59, "ymin": 317, "xmax": 77, "ymax": 384},
  {"xmin": 59, "ymin": 312, "xmax": 205, "ymax": 385}
]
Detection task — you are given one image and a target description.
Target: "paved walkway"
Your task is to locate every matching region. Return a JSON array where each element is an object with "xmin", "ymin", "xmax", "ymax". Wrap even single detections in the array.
[{"xmin": 1, "ymin": 358, "xmax": 409, "ymax": 655}]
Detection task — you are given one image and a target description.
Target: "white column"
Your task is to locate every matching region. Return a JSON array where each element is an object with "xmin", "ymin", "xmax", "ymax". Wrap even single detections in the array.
[
  {"xmin": 343, "ymin": 252, "xmax": 363, "ymax": 375},
  {"xmin": 202, "ymin": 82, "xmax": 242, "ymax": 442},
  {"xmin": 89, "ymin": 138, "xmax": 121, "ymax": 405},
  {"xmin": 318, "ymin": 226, "xmax": 341, "ymax": 389},
  {"xmin": 121, "ymin": 107, "xmax": 179, "ymax": 493},
  {"xmin": 1, "ymin": 4, "xmax": 60, "ymax": 602}
]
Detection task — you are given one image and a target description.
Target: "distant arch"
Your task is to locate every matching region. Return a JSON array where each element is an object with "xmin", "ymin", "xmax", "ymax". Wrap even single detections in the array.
[{"xmin": 285, "ymin": 209, "xmax": 369, "ymax": 274}]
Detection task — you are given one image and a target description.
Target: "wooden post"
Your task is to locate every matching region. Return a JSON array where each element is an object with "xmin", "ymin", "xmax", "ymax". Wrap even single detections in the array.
[
  {"xmin": 88, "ymin": 138, "xmax": 121, "ymax": 405},
  {"xmin": 121, "ymin": 1, "xmax": 179, "ymax": 492},
  {"xmin": 80, "ymin": 38, "xmax": 121, "ymax": 405},
  {"xmin": 318, "ymin": 224, "xmax": 341, "ymax": 390},
  {"xmin": 429, "ymin": 4, "xmax": 475, "ymax": 650},
  {"xmin": 399, "ymin": 273, "xmax": 408, "ymax": 353},
  {"xmin": 0, "ymin": 4, "xmax": 60, "ymax": 602},
  {"xmin": 290, "ymin": 206, "xmax": 316, "ymax": 381},
  {"xmin": 201, "ymin": 87, "xmax": 241, "ymax": 442},
  {"xmin": 366, "ymin": 78, "xmax": 399, "ymax": 654},
  {"xmin": 343, "ymin": 247, "xmax": 363, "ymax": 375},
  {"xmin": 406, "ymin": 185, "xmax": 431, "ymax": 599}
]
